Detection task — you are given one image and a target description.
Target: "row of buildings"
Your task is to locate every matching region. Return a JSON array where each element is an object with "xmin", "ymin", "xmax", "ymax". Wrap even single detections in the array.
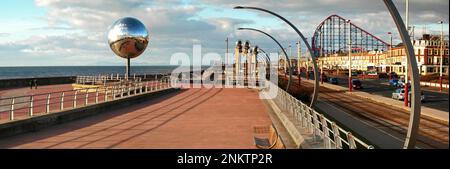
[{"xmin": 280, "ymin": 34, "xmax": 449, "ymax": 76}]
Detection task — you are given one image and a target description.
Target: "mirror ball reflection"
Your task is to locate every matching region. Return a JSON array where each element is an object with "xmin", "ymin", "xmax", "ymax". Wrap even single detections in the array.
[{"xmin": 108, "ymin": 17, "xmax": 149, "ymax": 59}]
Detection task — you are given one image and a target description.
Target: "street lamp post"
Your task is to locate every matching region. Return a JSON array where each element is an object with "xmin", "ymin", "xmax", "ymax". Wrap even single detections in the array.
[
  {"xmin": 439, "ymin": 21, "xmax": 444, "ymax": 92},
  {"xmin": 388, "ymin": 32, "xmax": 393, "ymax": 80},
  {"xmin": 297, "ymin": 41, "xmax": 301, "ymax": 85},
  {"xmin": 347, "ymin": 19, "xmax": 353, "ymax": 92},
  {"xmin": 384, "ymin": 0, "xmax": 421, "ymax": 149},
  {"xmin": 238, "ymin": 27, "xmax": 292, "ymax": 91},
  {"xmin": 226, "ymin": 37, "xmax": 229, "ymax": 66},
  {"xmin": 234, "ymin": 6, "xmax": 320, "ymax": 107}
]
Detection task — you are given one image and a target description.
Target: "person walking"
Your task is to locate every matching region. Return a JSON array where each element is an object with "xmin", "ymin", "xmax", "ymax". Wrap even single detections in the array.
[
  {"xmin": 33, "ymin": 79, "xmax": 38, "ymax": 89},
  {"xmin": 29, "ymin": 80, "xmax": 33, "ymax": 89}
]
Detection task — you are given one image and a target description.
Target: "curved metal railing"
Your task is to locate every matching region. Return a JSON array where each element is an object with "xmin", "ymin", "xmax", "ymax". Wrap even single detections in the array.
[{"xmin": 264, "ymin": 81, "xmax": 373, "ymax": 149}]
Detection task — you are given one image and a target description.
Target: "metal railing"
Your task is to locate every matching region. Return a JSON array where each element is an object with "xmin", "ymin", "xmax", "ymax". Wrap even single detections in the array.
[
  {"xmin": 0, "ymin": 78, "xmax": 172, "ymax": 123},
  {"xmin": 264, "ymin": 81, "xmax": 374, "ymax": 149}
]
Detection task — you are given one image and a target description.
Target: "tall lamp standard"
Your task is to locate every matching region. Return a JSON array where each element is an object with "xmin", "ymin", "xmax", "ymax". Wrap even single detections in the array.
[
  {"xmin": 238, "ymin": 27, "xmax": 292, "ymax": 91},
  {"xmin": 388, "ymin": 32, "xmax": 393, "ymax": 80},
  {"xmin": 234, "ymin": 6, "xmax": 319, "ymax": 107},
  {"xmin": 384, "ymin": 0, "xmax": 421, "ymax": 149},
  {"xmin": 347, "ymin": 19, "xmax": 353, "ymax": 92},
  {"xmin": 297, "ymin": 41, "xmax": 301, "ymax": 85},
  {"xmin": 439, "ymin": 21, "xmax": 444, "ymax": 92}
]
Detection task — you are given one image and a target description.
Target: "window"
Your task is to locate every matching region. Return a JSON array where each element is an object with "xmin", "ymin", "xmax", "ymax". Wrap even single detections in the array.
[
  {"xmin": 446, "ymin": 50, "xmax": 449, "ymax": 55},
  {"xmin": 428, "ymin": 49, "xmax": 432, "ymax": 55},
  {"xmin": 435, "ymin": 49, "xmax": 439, "ymax": 55}
]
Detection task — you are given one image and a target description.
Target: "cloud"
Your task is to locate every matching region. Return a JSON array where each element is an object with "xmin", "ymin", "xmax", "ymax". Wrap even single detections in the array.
[{"xmin": 0, "ymin": 0, "xmax": 447, "ymax": 66}]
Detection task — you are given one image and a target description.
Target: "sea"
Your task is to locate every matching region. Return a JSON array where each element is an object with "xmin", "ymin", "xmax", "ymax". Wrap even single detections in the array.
[{"xmin": 0, "ymin": 66, "xmax": 186, "ymax": 80}]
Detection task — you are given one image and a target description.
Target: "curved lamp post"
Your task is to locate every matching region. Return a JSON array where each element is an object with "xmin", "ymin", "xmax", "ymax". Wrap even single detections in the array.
[
  {"xmin": 258, "ymin": 48, "xmax": 272, "ymax": 66},
  {"xmin": 383, "ymin": 0, "xmax": 421, "ymax": 149},
  {"xmin": 238, "ymin": 27, "xmax": 292, "ymax": 91},
  {"xmin": 234, "ymin": 6, "xmax": 319, "ymax": 107}
]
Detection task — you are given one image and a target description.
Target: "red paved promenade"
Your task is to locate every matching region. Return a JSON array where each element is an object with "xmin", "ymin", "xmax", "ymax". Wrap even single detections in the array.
[{"xmin": 0, "ymin": 87, "xmax": 271, "ymax": 148}]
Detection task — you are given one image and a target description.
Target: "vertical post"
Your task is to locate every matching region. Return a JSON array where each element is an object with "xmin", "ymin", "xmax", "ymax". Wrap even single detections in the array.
[
  {"xmin": 321, "ymin": 60, "xmax": 324, "ymax": 84},
  {"xmin": 320, "ymin": 114, "xmax": 330, "ymax": 148},
  {"xmin": 346, "ymin": 132, "xmax": 357, "ymax": 149},
  {"xmin": 95, "ymin": 88, "xmax": 99, "ymax": 103},
  {"xmin": 226, "ymin": 37, "xmax": 229, "ymax": 66},
  {"xmin": 348, "ymin": 19, "xmax": 353, "ymax": 92},
  {"xmin": 105, "ymin": 88, "xmax": 109, "ymax": 102},
  {"xmin": 85, "ymin": 89, "xmax": 89, "ymax": 106},
  {"xmin": 126, "ymin": 58, "xmax": 130, "ymax": 81},
  {"xmin": 297, "ymin": 41, "xmax": 301, "ymax": 86},
  {"xmin": 60, "ymin": 92, "xmax": 65, "ymax": 110},
  {"xmin": 46, "ymin": 94, "xmax": 51, "ymax": 113},
  {"xmin": 331, "ymin": 122, "xmax": 342, "ymax": 148},
  {"xmin": 29, "ymin": 95, "xmax": 34, "ymax": 117},
  {"xmin": 9, "ymin": 98, "xmax": 15, "ymax": 121},
  {"xmin": 73, "ymin": 90, "xmax": 78, "ymax": 108},
  {"xmin": 439, "ymin": 21, "xmax": 444, "ymax": 92}
]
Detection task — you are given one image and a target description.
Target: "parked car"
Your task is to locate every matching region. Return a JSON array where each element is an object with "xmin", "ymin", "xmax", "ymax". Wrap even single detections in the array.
[
  {"xmin": 389, "ymin": 79, "xmax": 399, "ymax": 87},
  {"xmin": 392, "ymin": 89, "xmax": 425, "ymax": 102},
  {"xmin": 351, "ymin": 79, "xmax": 362, "ymax": 89},
  {"xmin": 397, "ymin": 79, "xmax": 411, "ymax": 88},
  {"xmin": 329, "ymin": 77, "xmax": 338, "ymax": 84}
]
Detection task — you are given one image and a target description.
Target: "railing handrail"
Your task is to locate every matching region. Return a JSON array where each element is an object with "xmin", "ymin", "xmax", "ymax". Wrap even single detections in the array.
[
  {"xmin": 264, "ymin": 80, "xmax": 373, "ymax": 149},
  {"xmin": 0, "ymin": 79, "xmax": 173, "ymax": 123}
]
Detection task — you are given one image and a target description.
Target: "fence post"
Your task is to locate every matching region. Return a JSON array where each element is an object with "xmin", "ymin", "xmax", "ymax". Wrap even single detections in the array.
[
  {"xmin": 46, "ymin": 93, "xmax": 51, "ymax": 113},
  {"xmin": 112, "ymin": 86, "xmax": 116, "ymax": 100},
  {"xmin": 331, "ymin": 122, "xmax": 342, "ymax": 149},
  {"xmin": 9, "ymin": 98, "xmax": 15, "ymax": 121},
  {"xmin": 320, "ymin": 114, "xmax": 330, "ymax": 148},
  {"xmin": 127, "ymin": 84, "xmax": 131, "ymax": 96},
  {"xmin": 121, "ymin": 86, "xmax": 124, "ymax": 98},
  {"xmin": 60, "ymin": 92, "xmax": 65, "ymax": 110},
  {"xmin": 105, "ymin": 88, "xmax": 109, "ymax": 102},
  {"xmin": 74, "ymin": 90, "xmax": 78, "ymax": 108},
  {"xmin": 95, "ymin": 88, "xmax": 99, "ymax": 103},
  {"xmin": 85, "ymin": 89, "xmax": 89, "ymax": 106},
  {"xmin": 29, "ymin": 95, "xmax": 34, "ymax": 117},
  {"xmin": 346, "ymin": 132, "xmax": 357, "ymax": 149}
]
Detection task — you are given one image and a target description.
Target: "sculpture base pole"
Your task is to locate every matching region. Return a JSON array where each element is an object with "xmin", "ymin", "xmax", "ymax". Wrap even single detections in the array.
[{"xmin": 126, "ymin": 58, "xmax": 130, "ymax": 80}]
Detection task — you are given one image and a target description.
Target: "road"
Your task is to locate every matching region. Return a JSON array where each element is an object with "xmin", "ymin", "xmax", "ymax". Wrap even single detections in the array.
[
  {"xmin": 285, "ymin": 74, "xmax": 448, "ymax": 149},
  {"xmin": 307, "ymin": 73, "xmax": 449, "ymax": 112}
]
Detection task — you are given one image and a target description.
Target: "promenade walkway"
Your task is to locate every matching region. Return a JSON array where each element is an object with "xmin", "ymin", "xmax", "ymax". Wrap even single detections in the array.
[{"xmin": 0, "ymin": 87, "xmax": 271, "ymax": 148}]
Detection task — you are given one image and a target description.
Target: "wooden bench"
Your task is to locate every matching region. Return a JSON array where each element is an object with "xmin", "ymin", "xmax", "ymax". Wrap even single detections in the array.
[{"xmin": 253, "ymin": 125, "xmax": 284, "ymax": 149}]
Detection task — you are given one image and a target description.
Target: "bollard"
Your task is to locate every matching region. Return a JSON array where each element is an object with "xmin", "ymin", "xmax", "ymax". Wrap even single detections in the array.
[
  {"xmin": 60, "ymin": 92, "xmax": 65, "ymax": 110},
  {"xmin": 29, "ymin": 95, "xmax": 34, "ymax": 117},
  {"xmin": 9, "ymin": 98, "xmax": 15, "ymax": 121},
  {"xmin": 46, "ymin": 94, "xmax": 51, "ymax": 113}
]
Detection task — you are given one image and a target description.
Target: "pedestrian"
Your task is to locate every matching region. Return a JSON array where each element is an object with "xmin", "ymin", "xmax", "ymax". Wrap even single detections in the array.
[
  {"xmin": 29, "ymin": 80, "xmax": 33, "ymax": 89},
  {"xmin": 34, "ymin": 79, "xmax": 38, "ymax": 89}
]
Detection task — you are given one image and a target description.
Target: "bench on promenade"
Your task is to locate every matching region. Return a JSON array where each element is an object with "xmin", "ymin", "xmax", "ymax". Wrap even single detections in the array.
[{"xmin": 253, "ymin": 125, "xmax": 284, "ymax": 149}]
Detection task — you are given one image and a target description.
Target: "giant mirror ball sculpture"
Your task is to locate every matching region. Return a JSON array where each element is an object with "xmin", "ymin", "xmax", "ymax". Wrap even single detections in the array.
[{"xmin": 108, "ymin": 17, "xmax": 149, "ymax": 59}]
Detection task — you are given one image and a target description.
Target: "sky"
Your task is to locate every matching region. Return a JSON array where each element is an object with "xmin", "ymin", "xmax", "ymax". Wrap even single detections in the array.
[{"xmin": 0, "ymin": 0, "xmax": 448, "ymax": 66}]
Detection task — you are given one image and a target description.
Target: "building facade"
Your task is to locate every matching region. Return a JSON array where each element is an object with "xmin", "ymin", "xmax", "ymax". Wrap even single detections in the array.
[{"xmin": 316, "ymin": 34, "xmax": 449, "ymax": 75}]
